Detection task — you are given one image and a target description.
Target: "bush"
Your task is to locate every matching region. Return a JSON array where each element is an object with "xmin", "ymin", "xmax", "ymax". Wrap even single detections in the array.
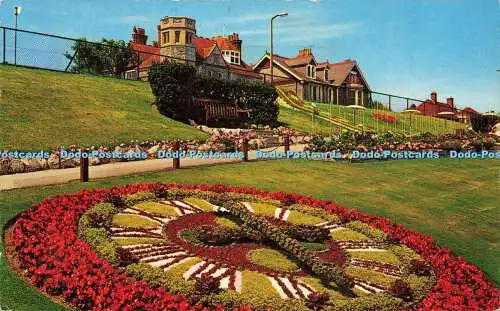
[
  {"xmin": 306, "ymin": 292, "xmax": 331, "ymax": 310},
  {"xmin": 149, "ymin": 62, "xmax": 279, "ymax": 126},
  {"xmin": 79, "ymin": 202, "xmax": 119, "ymax": 228},
  {"xmin": 194, "ymin": 225, "xmax": 243, "ymax": 245},
  {"xmin": 409, "ymin": 259, "xmax": 433, "ymax": 276},
  {"xmin": 389, "ymin": 279, "xmax": 413, "ymax": 301},
  {"xmin": 194, "ymin": 274, "xmax": 221, "ymax": 295}
]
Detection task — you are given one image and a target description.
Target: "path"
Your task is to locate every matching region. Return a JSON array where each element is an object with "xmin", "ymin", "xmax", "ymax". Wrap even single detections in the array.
[{"xmin": 0, "ymin": 145, "xmax": 306, "ymax": 191}]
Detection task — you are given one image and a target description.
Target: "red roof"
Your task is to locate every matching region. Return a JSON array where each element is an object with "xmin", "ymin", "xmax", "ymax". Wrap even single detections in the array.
[
  {"xmin": 211, "ymin": 36, "xmax": 238, "ymax": 51},
  {"xmin": 130, "ymin": 42, "xmax": 161, "ymax": 69},
  {"xmin": 415, "ymin": 100, "xmax": 457, "ymax": 117},
  {"xmin": 193, "ymin": 36, "xmax": 216, "ymax": 59},
  {"xmin": 462, "ymin": 107, "xmax": 477, "ymax": 114}
]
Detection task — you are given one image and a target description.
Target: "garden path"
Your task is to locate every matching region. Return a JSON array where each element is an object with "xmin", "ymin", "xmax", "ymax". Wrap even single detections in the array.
[{"xmin": 0, "ymin": 144, "xmax": 306, "ymax": 191}]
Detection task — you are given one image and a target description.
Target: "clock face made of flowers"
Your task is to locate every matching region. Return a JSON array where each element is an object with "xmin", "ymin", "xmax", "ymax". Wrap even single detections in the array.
[{"xmin": 78, "ymin": 189, "xmax": 436, "ymax": 310}]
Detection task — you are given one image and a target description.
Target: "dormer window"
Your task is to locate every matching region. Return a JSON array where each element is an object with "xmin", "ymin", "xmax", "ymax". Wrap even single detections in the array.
[
  {"xmin": 222, "ymin": 50, "xmax": 240, "ymax": 65},
  {"xmin": 324, "ymin": 68, "xmax": 329, "ymax": 81},
  {"xmin": 307, "ymin": 64, "xmax": 316, "ymax": 79}
]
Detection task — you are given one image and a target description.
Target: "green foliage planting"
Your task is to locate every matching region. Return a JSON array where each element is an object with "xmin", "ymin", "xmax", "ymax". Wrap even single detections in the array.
[
  {"xmin": 79, "ymin": 227, "xmax": 119, "ymax": 265},
  {"xmin": 134, "ymin": 201, "xmax": 180, "ymax": 217},
  {"xmin": 111, "ymin": 213, "xmax": 159, "ymax": 228},
  {"xmin": 65, "ymin": 38, "xmax": 139, "ymax": 77},
  {"xmin": 346, "ymin": 221, "xmax": 388, "ymax": 242},
  {"xmin": 345, "ymin": 267, "xmax": 397, "ymax": 288},
  {"xmin": 288, "ymin": 204, "xmax": 342, "ymax": 223},
  {"xmin": 348, "ymin": 251, "xmax": 401, "ymax": 265},
  {"xmin": 300, "ymin": 242, "xmax": 330, "ymax": 252},
  {"xmin": 326, "ymin": 293, "xmax": 403, "ymax": 311},
  {"xmin": 248, "ymin": 248, "xmax": 300, "ymax": 272},
  {"xmin": 122, "ymin": 191, "xmax": 157, "ymax": 206},
  {"xmin": 79, "ymin": 202, "xmax": 119, "ymax": 228},
  {"xmin": 330, "ymin": 228, "xmax": 370, "ymax": 241},
  {"xmin": 148, "ymin": 62, "xmax": 279, "ymax": 126},
  {"xmin": 114, "ymin": 237, "xmax": 165, "ymax": 246}
]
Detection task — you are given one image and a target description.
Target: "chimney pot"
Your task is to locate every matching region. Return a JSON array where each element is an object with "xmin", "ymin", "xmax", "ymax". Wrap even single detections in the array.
[
  {"xmin": 447, "ymin": 97, "xmax": 454, "ymax": 108},
  {"xmin": 431, "ymin": 91, "xmax": 437, "ymax": 103}
]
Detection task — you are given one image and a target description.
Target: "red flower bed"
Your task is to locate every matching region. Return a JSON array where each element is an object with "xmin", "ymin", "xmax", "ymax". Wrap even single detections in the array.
[
  {"xmin": 372, "ymin": 113, "xmax": 398, "ymax": 124},
  {"xmin": 9, "ymin": 183, "xmax": 499, "ymax": 311}
]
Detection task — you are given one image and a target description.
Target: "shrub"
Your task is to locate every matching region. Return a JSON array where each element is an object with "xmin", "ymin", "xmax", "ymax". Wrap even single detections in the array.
[
  {"xmin": 306, "ymin": 292, "xmax": 331, "ymax": 310},
  {"xmin": 390, "ymin": 279, "xmax": 413, "ymax": 301},
  {"xmin": 149, "ymin": 62, "xmax": 279, "ymax": 126},
  {"xmin": 194, "ymin": 225, "xmax": 243, "ymax": 245},
  {"xmin": 409, "ymin": 259, "xmax": 433, "ymax": 276},
  {"xmin": 194, "ymin": 274, "xmax": 221, "ymax": 295},
  {"xmin": 79, "ymin": 202, "xmax": 118, "ymax": 228}
]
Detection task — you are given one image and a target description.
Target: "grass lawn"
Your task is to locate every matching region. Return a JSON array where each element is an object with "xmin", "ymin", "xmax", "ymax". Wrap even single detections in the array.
[
  {"xmin": 278, "ymin": 105, "xmax": 339, "ymax": 135},
  {"xmin": 0, "ymin": 159, "xmax": 499, "ymax": 310},
  {"xmin": 309, "ymin": 101, "xmax": 467, "ymax": 135},
  {"xmin": 0, "ymin": 65, "xmax": 208, "ymax": 150}
]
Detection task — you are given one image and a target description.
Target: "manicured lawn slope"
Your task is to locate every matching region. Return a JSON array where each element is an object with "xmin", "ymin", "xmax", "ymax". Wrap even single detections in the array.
[
  {"xmin": 0, "ymin": 158, "xmax": 498, "ymax": 310},
  {"xmin": 0, "ymin": 65, "xmax": 207, "ymax": 149}
]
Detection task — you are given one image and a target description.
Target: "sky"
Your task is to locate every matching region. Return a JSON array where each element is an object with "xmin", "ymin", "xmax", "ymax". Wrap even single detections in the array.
[{"xmin": 0, "ymin": 0, "xmax": 499, "ymax": 112}]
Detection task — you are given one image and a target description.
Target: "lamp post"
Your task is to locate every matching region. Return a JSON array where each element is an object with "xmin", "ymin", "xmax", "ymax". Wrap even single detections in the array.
[
  {"xmin": 14, "ymin": 6, "xmax": 22, "ymax": 65},
  {"xmin": 270, "ymin": 12, "xmax": 288, "ymax": 84}
]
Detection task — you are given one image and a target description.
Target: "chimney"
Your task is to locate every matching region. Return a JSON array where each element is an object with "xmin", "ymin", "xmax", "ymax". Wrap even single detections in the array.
[
  {"xmin": 447, "ymin": 97, "xmax": 454, "ymax": 108},
  {"xmin": 132, "ymin": 26, "xmax": 148, "ymax": 45},
  {"xmin": 431, "ymin": 91, "xmax": 437, "ymax": 103},
  {"xmin": 228, "ymin": 32, "xmax": 242, "ymax": 58},
  {"xmin": 298, "ymin": 48, "xmax": 313, "ymax": 57}
]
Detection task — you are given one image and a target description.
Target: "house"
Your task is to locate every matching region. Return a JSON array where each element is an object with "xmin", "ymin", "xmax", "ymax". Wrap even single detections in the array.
[
  {"xmin": 415, "ymin": 91, "xmax": 458, "ymax": 117},
  {"xmin": 125, "ymin": 17, "xmax": 261, "ymax": 83},
  {"xmin": 252, "ymin": 48, "xmax": 371, "ymax": 106}
]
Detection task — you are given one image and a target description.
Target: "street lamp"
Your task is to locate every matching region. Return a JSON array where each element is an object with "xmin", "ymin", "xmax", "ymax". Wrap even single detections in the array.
[
  {"xmin": 270, "ymin": 12, "xmax": 288, "ymax": 83},
  {"xmin": 14, "ymin": 6, "xmax": 22, "ymax": 65}
]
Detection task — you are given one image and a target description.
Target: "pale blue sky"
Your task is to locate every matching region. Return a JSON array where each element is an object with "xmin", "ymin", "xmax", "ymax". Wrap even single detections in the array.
[{"xmin": 0, "ymin": 0, "xmax": 498, "ymax": 111}]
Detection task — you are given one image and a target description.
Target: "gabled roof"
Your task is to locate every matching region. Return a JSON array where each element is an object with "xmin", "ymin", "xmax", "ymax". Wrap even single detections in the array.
[
  {"xmin": 193, "ymin": 36, "xmax": 217, "ymax": 59},
  {"xmin": 130, "ymin": 42, "xmax": 161, "ymax": 69},
  {"xmin": 283, "ymin": 54, "xmax": 316, "ymax": 67},
  {"xmin": 328, "ymin": 60, "xmax": 371, "ymax": 90},
  {"xmin": 211, "ymin": 36, "xmax": 238, "ymax": 51},
  {"xmin": 227, "ymin": 63, "xmax": 262, "ymax": 79}
]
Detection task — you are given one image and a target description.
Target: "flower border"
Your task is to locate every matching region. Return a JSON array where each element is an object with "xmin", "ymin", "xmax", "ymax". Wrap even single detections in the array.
[{"xmin": 8, "ymin": 183, "xmax": 500, "ymax": 310}]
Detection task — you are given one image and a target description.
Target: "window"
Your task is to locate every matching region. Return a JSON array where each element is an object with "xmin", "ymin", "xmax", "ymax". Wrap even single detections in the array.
[
  {"xmin": 222, "ymin": 50, "xmax": 240, "ymax": 65},
  {"xmin": 162, "ymin": 31, "xmax": 169, "ymax": 44},
  {"xmin": 186, "ymin": 32, "xmax": 192, "ymax": 44},
  {"xmin": 175, "ymin": 31, "xmax": 180, "ymax": 43},
  {"xmin": 124, "ymin": 70, "xmax": 138, "ymax": 80},
  {"xmin": 324, "ymin": 69, "xmax": 329, "ymax": 81},
  {"xmin": 306, "ymin": 65, "xmax": 316, "ymax": 79}
]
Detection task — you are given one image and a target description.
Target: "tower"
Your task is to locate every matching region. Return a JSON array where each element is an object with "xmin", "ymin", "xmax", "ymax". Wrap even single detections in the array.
[{"xmin": 158, "ymin": 16, "xmax": 196, "ymax": 66}]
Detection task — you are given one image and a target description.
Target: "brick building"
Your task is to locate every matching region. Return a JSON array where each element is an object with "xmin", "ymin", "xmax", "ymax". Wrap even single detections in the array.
[{"xmin": 125, "ymin": 17, "xmax": 260, "ymax": 82}]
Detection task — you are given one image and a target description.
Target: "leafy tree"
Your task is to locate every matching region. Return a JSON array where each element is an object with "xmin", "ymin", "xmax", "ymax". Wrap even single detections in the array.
[{"xmin": 65, "ymin": 38, "xmax": 139, "ymax": 77}]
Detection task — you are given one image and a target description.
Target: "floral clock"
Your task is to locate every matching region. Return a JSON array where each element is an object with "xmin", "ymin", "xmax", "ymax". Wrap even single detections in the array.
[{"xmin": 7, "ymin": 183, "xmax": 499, "ymax": 311}]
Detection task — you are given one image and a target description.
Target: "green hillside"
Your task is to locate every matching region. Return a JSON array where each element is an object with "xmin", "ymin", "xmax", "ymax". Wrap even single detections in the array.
[
  {"xmin": 0, "ymin": 65, "xmax": 208, "ymax": 150},
  {"xmin": 277, "ymin": 87, "xmax": 467, "ymax": 135}
]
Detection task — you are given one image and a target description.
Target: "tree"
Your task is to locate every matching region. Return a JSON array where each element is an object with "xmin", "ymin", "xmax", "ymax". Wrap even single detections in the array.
[{"xmin": 65, "ymin": 38, "xmax": 139, "ymax": 77}]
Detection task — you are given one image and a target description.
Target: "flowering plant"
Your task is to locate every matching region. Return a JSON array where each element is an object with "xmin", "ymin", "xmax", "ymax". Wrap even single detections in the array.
[{"xmin": 7, "ymin": 183, "xmax": 499, "ymax": 310}]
